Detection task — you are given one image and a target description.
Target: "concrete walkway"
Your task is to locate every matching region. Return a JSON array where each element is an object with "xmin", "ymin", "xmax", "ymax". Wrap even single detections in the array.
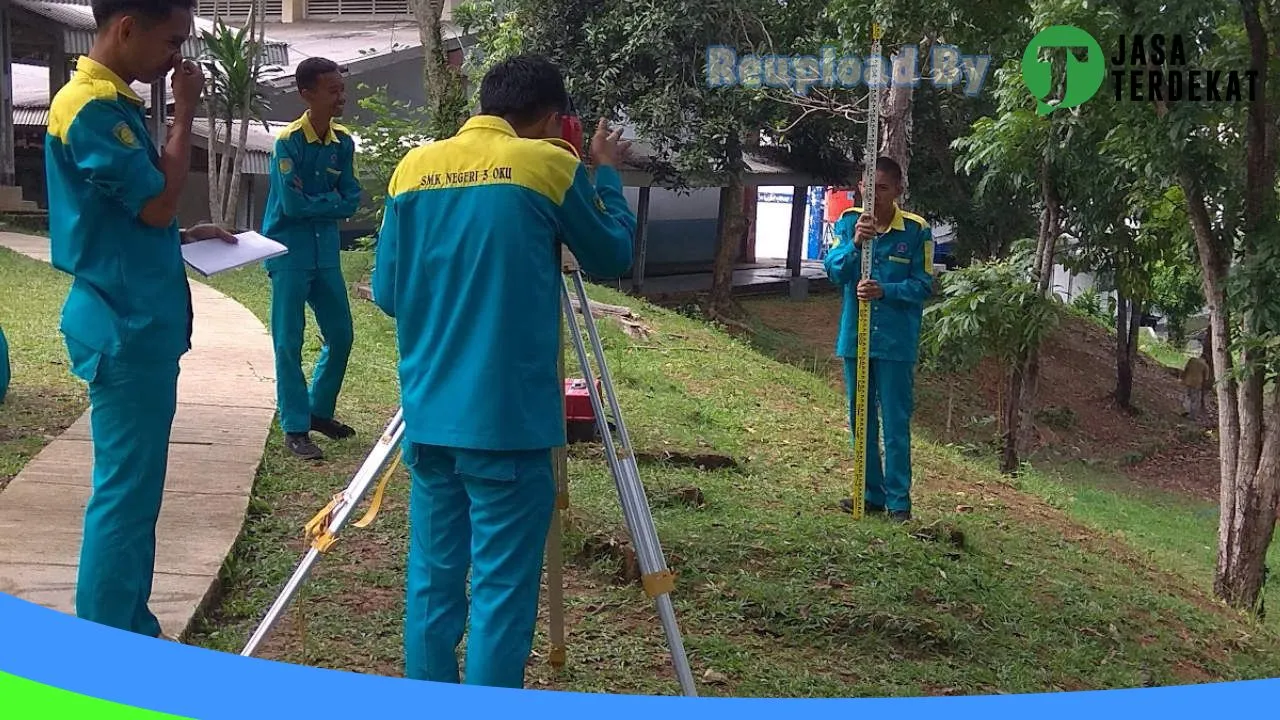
[{"xmin": 0, "ymin": 232, "xmax": 276, "ymax": 639}]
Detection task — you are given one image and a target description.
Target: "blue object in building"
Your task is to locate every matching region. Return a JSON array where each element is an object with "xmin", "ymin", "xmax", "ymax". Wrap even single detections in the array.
[
  {"xmin": 0, "ymin": 324, "xmax": 8, "ymax": 403},
  {"xmin": 806, "ymin": 186, "xmax": 826, "ymax": 260}
]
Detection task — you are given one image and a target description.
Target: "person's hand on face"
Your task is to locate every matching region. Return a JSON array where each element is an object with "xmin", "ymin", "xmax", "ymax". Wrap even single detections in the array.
[{"xmin": 170, "ymin": 55, "xmax": 204, "ymax": 115}]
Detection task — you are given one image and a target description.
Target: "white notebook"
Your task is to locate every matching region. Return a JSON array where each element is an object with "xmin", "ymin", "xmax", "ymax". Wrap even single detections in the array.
[{"xmin": 182, "ymin": 230, "xmax": 288, "ymax": 277}]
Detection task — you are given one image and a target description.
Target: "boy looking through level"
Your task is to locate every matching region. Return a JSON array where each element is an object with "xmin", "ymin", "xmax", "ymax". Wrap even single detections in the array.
[
  {"xmin": 262, "ymin": 57, "xmax": 362, "ymax": 460},
  {"xmin": 372, "ymin": 55, "xmax": 635, "ymax": 688}
]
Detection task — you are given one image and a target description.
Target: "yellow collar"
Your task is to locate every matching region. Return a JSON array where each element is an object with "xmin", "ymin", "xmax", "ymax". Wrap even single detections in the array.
[
  {"xmin": 883, "ymin": 205, "xmax": 906, "ymax": 232},
  {"xmin": 459, "ymin": 115, "xmax": 518, "ymax": 137},
  {"xmin": 300, "ymin": 111, "xmax": 338, "ymax": 145},
  {"xmin": 76, "ymin": 56, "xmax": 143, "ymax": 105}
]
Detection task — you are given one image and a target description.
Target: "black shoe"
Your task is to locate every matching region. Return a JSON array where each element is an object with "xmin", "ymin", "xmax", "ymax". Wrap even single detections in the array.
[
  {"xmin": 311, "ymin": 415, "xmax": 355, "ymax": 440},
  {"xmin": 839, "ymin": 498, "xmax": 885, "ymax": 515},
  {"xmin": 888, "ymin": 510, "xmax": 912, "ymax": 524},
  {"xmin": 286, "ymin": 432, "xmax": 324, "ymax": 460}
]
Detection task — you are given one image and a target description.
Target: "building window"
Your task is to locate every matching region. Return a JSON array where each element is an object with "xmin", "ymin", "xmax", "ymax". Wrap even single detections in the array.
[
  {"xmin": 303, "ymin": 0, "xmax": 413, "ymax": 16},
  {"xmin": 197, "ymin": 0, "xmax": 284, "ymax": 18}
]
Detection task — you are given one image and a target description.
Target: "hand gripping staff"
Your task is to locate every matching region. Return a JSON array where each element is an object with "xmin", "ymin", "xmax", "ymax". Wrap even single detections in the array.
[{"xmin": 850, "ymin": 20, "xmax": 885, "ymax": 521}]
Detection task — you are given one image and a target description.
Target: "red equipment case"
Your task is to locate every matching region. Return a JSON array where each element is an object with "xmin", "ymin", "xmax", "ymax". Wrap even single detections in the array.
[{"xmin": 564, "ymin": 378, "xmax": 601, "ymax": 443}]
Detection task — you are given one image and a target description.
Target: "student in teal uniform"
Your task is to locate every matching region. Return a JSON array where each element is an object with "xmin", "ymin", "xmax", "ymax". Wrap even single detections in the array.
[
  {"xmin": 824, "ymin": 157, "xmax": 934, "ymax": 523},
  {"xmin": 261, "ymin": 57, "xmax": 362, "ymax": 460},
  {"xmin": 372, "ymin": 55, "xmax": 635, "ymax": 688},
  {"xmin": 45, "ymin": 0, "xmax": 237, "ymax": 637}
]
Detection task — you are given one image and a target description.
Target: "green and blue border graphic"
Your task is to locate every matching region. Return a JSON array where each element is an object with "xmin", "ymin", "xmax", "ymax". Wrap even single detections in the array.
[{"xmin": 1, "ymin": 592, "xmax": 1277, "ymax": 717}]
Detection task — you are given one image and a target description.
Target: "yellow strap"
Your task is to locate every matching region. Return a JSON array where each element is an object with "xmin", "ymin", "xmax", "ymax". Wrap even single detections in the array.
[
  {"xmin": 304, "ymin": 493, "xmax": 343, "ymax": 552},
  {"xmin": 353, "ymin": 454, "xmax": 401, "ymax": 529}
]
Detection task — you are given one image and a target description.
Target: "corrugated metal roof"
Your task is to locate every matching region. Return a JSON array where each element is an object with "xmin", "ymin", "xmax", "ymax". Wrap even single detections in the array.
[
  {"xmin": 14, "ymin": 107, "xmax": 49, "ymax": 126},
  {"xmin": 176, "ymin": 117, "xmax": 289, "ymax": 175},
  {"xmin": 12, "ymin": 1, "xmax": 290, "ymax": 65}
]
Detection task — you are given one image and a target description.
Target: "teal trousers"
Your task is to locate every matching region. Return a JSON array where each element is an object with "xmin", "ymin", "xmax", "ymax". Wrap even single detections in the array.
[
  {"xmin": 402, "ymin": 442, "xmax": 556, "ymax": 688},
  {"xmin": 268, "ymin": 267, "xmax": 354, "ymax": 433},
  {"xmin": 843, "ymin": 357, "xmax": 916, "ymax": 513},
  {"xmin": 67, "ymin": 338, "xmax": 180, "ymax": 637},
  {"xmin": 0, "ymin": 324, "xmax": 9, "ymax": 403}
]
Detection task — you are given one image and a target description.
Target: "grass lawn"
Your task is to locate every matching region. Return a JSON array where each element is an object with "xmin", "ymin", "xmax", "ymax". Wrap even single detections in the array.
[
  {"xmin": 187, "ymin": 251, "xmax": 1280, "ymax": 697},
  {"xmin": 0, "ymin": 247, "xmax": 84, "ymax": 490}
]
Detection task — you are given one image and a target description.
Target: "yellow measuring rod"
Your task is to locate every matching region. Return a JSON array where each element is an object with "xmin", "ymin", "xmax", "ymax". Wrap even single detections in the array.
[{"xmin": 851, "ymin": 20, "xmax": 884, "ymax": 520}]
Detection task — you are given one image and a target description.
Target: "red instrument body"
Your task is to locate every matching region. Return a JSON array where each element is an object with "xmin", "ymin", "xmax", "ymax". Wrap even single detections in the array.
[
  {"xmin": 560, "ymin": 95, "xmax": 584, "ymax": 156},
  {"xmin": 564, "ymin": 378, "xmax": 601, "ymax": 443}
]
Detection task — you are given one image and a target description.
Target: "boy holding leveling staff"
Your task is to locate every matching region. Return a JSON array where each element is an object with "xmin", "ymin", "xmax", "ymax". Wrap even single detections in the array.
[{"xmin": 824, "ymin": 157, "xmax": 934, "ymax": 523}]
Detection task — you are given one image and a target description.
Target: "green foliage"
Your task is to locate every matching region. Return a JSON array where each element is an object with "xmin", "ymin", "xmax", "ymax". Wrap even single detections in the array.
[
  {"xmin": 454, "ymin": 0, "xmax": 527, "ymax": 109},
  {"xmin": 339, "ymin": 84, "xmax": 434, "ymax": 227},
  {"xmin": 920, "ymin": 248, "xmax": 1062, "ymax": 378},
  {"xmin": 1069, "ymin": 287, "xmax": 1109, "ymax": 326},
  {"xmin": 196, "ymin": 20, "xmax": 272, "ymax": 126}
]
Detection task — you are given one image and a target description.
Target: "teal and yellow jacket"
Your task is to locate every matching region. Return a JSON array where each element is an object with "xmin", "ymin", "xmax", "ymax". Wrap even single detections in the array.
[
  {"xmin": 261, "ymin": 112, "xmax": 361, "ymax": 272},
  {"xmin": 372, "ymin": 115, "xmax": 636, "ymax": 451},
  {"xmin": 824, "ymin": 205, "xmax": 934, "ymax": 363},
  {"xmin": 45, "ymin": 56, "xmax": 192, "ymax": 362}
]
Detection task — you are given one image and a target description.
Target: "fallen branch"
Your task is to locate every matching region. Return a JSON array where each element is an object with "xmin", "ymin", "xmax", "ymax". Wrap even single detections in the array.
[{"xmin": 567, "ymin": 295, "xmax": 638, "ymax": 319}]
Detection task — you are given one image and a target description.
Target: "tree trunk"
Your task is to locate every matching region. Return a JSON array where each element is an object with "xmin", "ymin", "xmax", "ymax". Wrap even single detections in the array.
[
  {"xmin": 708, "ymin": 170, "xmax": 747, "ymax": 319},
  {"xmin": 1114, "ymin": 292, "xmax": 1140, "ymax": 410},
  {"xmin": 1158, "ymin": 0, "xmax": 1279, "ymax": 613},
  {"xmin": 222, "ymin": 0, "xmax": 264, "ymax": 228},
  {"xmin": 411, "ymin": 0, "xmax": 463, "ymax": 137},
  {"xmin": 1208, "ymin": 0, "xmax": 1280, "ymax": 611},
  {"xmin": 1001, "ymin": 164, "xmax": 1062, "ymax": 474},
  {"xmin": 879, "ymin": 62, "xmax": 913, "ymax": 198},
  {"xmin": 1000, "ymin": 364, "xmax": 1023, "ymax": 474}
]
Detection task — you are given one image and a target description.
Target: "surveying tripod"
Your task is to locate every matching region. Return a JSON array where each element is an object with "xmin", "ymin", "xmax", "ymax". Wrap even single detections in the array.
[{"xmin": 238, "ymin": 249, "xmax": 698, "ymax": 698}]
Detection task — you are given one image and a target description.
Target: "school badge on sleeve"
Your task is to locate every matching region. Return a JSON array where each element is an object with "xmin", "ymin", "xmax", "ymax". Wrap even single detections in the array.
[
  {"xmin": 278, "ymin": 157, "xmax": 293, "ymax": 175},
  {"xmin": 594, "ymin": 194, "xmax": 607, "ymax": 213},
  {"xmin": 113, "ymin": 121, "xmax": 138, "ymax": 148}
]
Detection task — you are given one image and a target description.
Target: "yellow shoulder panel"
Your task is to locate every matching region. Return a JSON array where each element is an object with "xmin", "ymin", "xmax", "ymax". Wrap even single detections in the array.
[
  {"xmin": 839, "ymin": 206, "xmax": 864, "ymax": 219},
  {"xmin": 901, "ymin": 210, "xmax": 929, "ymax": 228},
  {"xmin": 47, "ymin": 78, "xmax": 121, "ymax": 141},
  {"xmin": 276, "ymin": 118, "xmax": 307, "ymax": 141},
  {"xmin": 387, "ymin": 132, "xmax": 580, "ymax": 203}
]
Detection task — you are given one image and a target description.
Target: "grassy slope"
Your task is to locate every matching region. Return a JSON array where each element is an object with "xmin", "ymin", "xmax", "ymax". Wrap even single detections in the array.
[
  {"xmin": 0, "ymin": 247, "xmax": 85, "ymax": 489},
  {"xmin": 188, "ymin": 252, "xmax": 1280, "ymax": 697},
  {"xmin": 738, "ymin": 293, "xmax": 1280, "ymax": 634}
]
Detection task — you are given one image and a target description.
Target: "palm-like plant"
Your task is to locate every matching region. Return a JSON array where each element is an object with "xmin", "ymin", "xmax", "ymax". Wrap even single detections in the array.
[{"xmin": 197, "ymin": 2, "xmax": 272, "ymax": 227}]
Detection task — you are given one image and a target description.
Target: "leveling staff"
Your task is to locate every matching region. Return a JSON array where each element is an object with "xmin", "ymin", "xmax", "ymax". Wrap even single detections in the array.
[
  {"xmin": 45, "ymin": 0, "xmax": 236, "ymax": 638},
  {"xmin": 824, "ymin": 157, "xmax": 934, "ymax": 524},
  {"xmin": 372, "ymin": 55, "xmax": 635, "ymax": 688}
]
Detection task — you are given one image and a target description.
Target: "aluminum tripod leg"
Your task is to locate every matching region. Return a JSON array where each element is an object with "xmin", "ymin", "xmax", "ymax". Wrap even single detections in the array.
[
  {"xmin": 240, "ymin": 409, "xmax": 406, "ymax": 657},
  {"xmin": 560, "ymin": 271, "xmax": 698, "ymax": 697}
]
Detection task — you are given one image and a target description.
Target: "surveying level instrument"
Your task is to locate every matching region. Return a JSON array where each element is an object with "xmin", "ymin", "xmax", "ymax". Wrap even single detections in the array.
[
  {"xmin": 238, "ymin": 255, "xmax": 697, "ymax": 698},
  {"xmin": 850, "ymin": 20, "xmax": 885, "ymax": 521}
]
